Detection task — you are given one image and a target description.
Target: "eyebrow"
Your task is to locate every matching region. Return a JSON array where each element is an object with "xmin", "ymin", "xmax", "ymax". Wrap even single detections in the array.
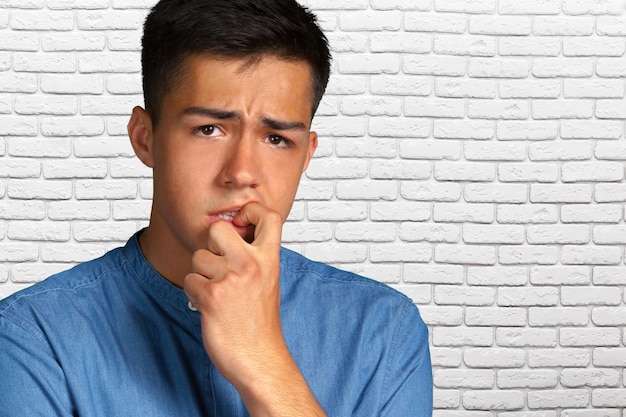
[{"xmin": 183, "ymin": 106, "xmax": 308, "ymax": 131}]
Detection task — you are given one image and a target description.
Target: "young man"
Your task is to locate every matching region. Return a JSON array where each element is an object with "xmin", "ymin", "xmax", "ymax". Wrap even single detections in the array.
[{"xmin": 0, "ymin": 0, "xmax": 432, "ymax": 415}]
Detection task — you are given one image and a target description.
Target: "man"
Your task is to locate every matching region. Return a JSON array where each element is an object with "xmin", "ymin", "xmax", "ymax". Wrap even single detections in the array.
[{"xmin": 0, "ymin": 0, "xmax": 432, "ymax": 415}]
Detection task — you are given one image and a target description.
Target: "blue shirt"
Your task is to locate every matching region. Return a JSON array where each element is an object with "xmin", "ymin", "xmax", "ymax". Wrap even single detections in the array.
[{"xmin": 0, "ymin": 232, "xmax": 432, "ymax": 416}]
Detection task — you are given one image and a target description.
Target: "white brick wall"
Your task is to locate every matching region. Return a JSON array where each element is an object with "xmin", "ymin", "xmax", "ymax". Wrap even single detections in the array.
[{"xmin": 1, "ymin": 0, "xmax": 625, "ymax": 413}]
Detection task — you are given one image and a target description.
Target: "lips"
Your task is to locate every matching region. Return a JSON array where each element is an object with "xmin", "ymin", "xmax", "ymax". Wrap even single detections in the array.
[{"xmin": 215, "ymin": 210, "xmax": 239, "ymax": 222}]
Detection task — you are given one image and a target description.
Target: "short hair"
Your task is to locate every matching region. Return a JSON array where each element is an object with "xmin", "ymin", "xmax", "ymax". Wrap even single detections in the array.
[{"xmin": 141, "ymin": 0, "xmax": 331, "ymax": 125}]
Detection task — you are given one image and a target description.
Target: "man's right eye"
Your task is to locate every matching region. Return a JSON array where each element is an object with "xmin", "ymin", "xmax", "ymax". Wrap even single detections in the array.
[{"xmin": 193, "ymin": 125, "xmax": 223, "ymax": 137}]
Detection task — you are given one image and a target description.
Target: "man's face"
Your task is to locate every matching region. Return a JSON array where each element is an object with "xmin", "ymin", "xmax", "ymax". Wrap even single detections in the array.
[{"xmin": 138, "ymin": 55, "xmax": 318, "ymax": 256}]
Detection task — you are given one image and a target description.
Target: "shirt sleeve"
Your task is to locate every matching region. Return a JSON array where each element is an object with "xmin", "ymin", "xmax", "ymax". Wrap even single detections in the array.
[
  {"xmin": 0, "ymin": 315, "xmax": 75, "ymax": 417},
  {"xmin": 378, "ymin": 302, "xmax": 433, "ymax": 417}
]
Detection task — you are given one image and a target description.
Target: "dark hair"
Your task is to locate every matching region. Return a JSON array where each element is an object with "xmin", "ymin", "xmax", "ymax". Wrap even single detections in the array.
[{"xmin": 141, "ymin": 0, "xmax": 331, "ymax": 124}]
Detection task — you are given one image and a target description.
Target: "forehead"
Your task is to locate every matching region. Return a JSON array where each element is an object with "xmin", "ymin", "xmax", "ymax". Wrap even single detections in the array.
[{"xmin": 165, "ymin": 54, "xmax": 316, "ymax": 121}]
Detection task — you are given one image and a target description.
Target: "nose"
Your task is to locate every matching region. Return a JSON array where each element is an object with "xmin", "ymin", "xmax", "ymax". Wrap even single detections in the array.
[{"xmin": 218, "ymin": 134, "xmax": 260, "ymax": 189}]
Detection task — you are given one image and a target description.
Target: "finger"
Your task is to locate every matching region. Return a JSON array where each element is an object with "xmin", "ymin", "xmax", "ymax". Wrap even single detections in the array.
[
  {"xmin": 190, "ymin": 248, "xmax": 228, "ymax": 280},
  {"xmin": 206, "ymin": 219, "xmax": 247, "ymax": 257},
  {"xmin": 183, "ymin": 271, "xmax": 209, "ymax": 309},
  {"xmin": 234, "ymin": 202, "xmax": 283, "ymax": 247}
]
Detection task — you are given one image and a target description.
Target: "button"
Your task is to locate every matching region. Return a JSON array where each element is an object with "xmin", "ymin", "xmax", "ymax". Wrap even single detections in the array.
[{"xmin": 187, "ymin": 301, "xmax": 198, "ymax": 312}]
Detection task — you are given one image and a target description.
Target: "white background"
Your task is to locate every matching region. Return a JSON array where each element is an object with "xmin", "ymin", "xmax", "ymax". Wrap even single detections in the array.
[{"xmin": 1, "ymin": 0, "xmax": 626, "ymax": 414}]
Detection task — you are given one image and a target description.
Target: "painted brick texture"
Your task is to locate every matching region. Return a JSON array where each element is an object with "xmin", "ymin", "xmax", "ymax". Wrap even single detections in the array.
[{"xmin": 1, "ymin": 0, "xmax": 625, "ymax": 414}]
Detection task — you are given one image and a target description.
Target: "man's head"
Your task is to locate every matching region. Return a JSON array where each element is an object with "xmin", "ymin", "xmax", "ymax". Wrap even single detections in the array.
[{"xmin": 141, "ymin": 0, "xmax": 331, "ymax": 125}]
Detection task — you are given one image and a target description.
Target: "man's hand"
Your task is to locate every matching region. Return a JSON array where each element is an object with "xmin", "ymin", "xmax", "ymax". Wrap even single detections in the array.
[{"xmin": 183, "ymin": 203, "xmax": 326, "ymax": 416}]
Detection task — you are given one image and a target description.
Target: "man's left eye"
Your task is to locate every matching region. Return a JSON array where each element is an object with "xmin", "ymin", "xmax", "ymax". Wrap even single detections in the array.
[{"xmin": 266, "ymin": 134, "xmax": 291, "ymax": 148}]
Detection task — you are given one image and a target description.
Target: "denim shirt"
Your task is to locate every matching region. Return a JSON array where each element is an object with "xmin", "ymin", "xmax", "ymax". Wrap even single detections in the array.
[{"xmin": 0, "ymin": 233, "xmax": 432, "ymax": 416}]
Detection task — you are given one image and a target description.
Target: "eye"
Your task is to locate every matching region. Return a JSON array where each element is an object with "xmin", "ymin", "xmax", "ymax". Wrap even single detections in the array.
[
  {"xmin": 265, "ymin": 134, "xmax": 292, "ymax": 148},
  {"xmin": 193, "ymin": 125, "xmax": 223, "ymax": 137}
]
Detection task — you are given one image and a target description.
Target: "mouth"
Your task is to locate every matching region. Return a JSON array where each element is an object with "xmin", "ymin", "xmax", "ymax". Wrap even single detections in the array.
[{"xmin": 215, "ymin": 210, "xmax": 239, "ymax": 222}]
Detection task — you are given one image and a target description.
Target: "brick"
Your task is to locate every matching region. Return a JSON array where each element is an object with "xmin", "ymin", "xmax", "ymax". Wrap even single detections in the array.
[
  {"xmin": 371, "ymin": 202, "xmax": 431, "ymax": 221},
  {"xmin": 596, "ymin": 58, "xmax": 626, "ymax": 77},
  {"xmin": 400, "ymin": 139, "xmax": 461, "ymax": 160},
  {"xmin": 48, "ymin": 0, "xmax": 110, "ymax": 8},
  {"xmin": 463, "ymin": 224, "xmax": 524, "ymax": 244},
  {"xmin": 0, "ymin": 201, "xmax": 45, "ymax": 220},
  {"xmin": 463, "ymin": 390, "xmax": 525, "ymax": 410},
  {"xmin": 41, "ymin": 116, "xmax": 105, "ymax": 137},
  {"xmin": 596, "ymin": 140, "xmax": 626, "ymax": 160},
  {"xmin": 434, "ymin": 245, "xmax": 496, "ymax": 265},
  {"xmin": 592, "ymin": 307, "xmax": 626, "ymax": 326},
  {"xmin": 325, "ymin": 75, "xmax": 367, "ymax": 95},
  {"xmin": 282, "ymin": 223, "xmax": 332, "ymax": 243},
  {"xmin": 48, "ymin": 201, "xmax": 110, "ymax": 221},
  {"xmin": 404, "ymin": 12, "xmax": 467, "ymax": 33},
  {"xmin": 464, "ymin": 183, "xmax": 527, "ymax": 203},
  {"xmin": 369, "ymin": 243, "xmax": 432, "ymax": 263},
  {"xmin": 326, "ymin": 33, "xmax": 367, "ymax": 53},
  {"xmin": 340, "ymin": 96, "xmax": 402, "ymax": 116},
  {"xmin": 74, "ymin": 179, "xmax": 137, "ymax": 200},
  {"xmin": 371, "ymin": 0, "xmax": 430, "ymax": 9},
  {"xmin": 349, "ymin": 264, "xmax": 402, "ymax": 284},
  {"xmin": 434, "ymin": 35, "xmax": 495, "ymax": 56},
  {"xmin": 304, "ymin": 242, "xmax": 367, "ymax": 264},
  {"xmin": 404, "ymin": 264, "xmax": 464, "ymax": 284},
  {"xmin": 531, "ymin": 184, "xmax": 593, "ymax": 203},
  {"xmin": 339, "ymin": 10, "xmax": 401, "ymax": 31},
  {"xmin": 465, "ymin": 308, "xmax": 527, "ymax": 327},
  {"xmin": 597, "ymin": 99, "xmax": 626, "ymax": 119},
  {"xmin": 0, "ymin": 32, "xmax": 39, "ymax": 51},
  {"xmin": 562, "ymin": 204, "xmax": 623, "ymax": 224},
  {"xmin": 528, "ymin": 389, "xmax": 589, "ymax": 409},
  {"xmin": 433, "ymin": 327, "xmax": 494, "ymax": 347},
  {"xmin": 497, "ymin": 328, "xmax": 557, "ymax": 347},
  {"xmin": 562, "ymin": 287, "xmax": 622, "ymax": 306},
  {"xmin": 404, "ymin": 55, "xmax": 466, "ymax": 76},
  {"xmin": 434, "ymin": 0, "xmax": 496, "ymax": 14},
  {"xmin": 434, "ymin": 119, "xmax": 494, "ymax": 139},
  {"xmin": 336, "ymin": 180, "xmax": 397, "ymax": 200},
  {"xmin": 467, "ymin": 267, "xmax": 527, "ymax": 286},
  {"xmin": 11, "ymin": 263, "xmax": 73, "ymax": 283},
  {"xmin": 0, "ymin": 243, "xmax": 38, "ymax": 262},
  {"xmin": 433, "ymin": 389, "xmax": 461, "ymax": 409},
  {"xmin": 106, "ymin": 74, "xmax": 143, "ymax": 94},
  {"xmin": 499, "ymin": 163, "xmax": 559, "ymax": 183},
  {"xmin": 77, "ymin": 11, "xmax": 143, "ymax": 30},
  {"xmin": 41, "ymin": 74, "xmax": 104, "ymax": 95},
  {"xmin": 529, "ymin": 307, "xmax": 589, "ymax": 326},
  {"xmin": 369, "ymin": 117, "xmax": 429, "ymax": 138},
  {"xmin": 433, "ymin": 203, "xmax": 494, "ymax": 223},
  {"xmin": 79, "ymin": 52, "xmax": 141, "ymax": 73},
  {"xmin": 370, "ymin": 75, "xmax": 431, "ymax": 96},
  {"xmin": 435, "ymin": 78, "xmax": 496, "ymax": 98},
  {"xmin": 405, "ymin": 98, "xmax": 465, "ymax": 118},
  {"xmin": 527, "ymin": 225, "xmax": 590, "ymax": 244},
  {"xmin": 0, "ymin": 116, "xmax": 37, "ymax": 136},
  {"xmin": 400, "ymin": 223, "xmax": 460, "ymax": 243},
  {"xmin": 110, "ymin": 158, "xmax": 152, "ymax": 178},
  {"xmin": 564, "ymin": 79, "xmax": 624, "ymax": 98},
  {"xmin": 8, "ymin": 221, "xmax": 70, "ymax": 242},
  {"xmin": 499, "ymin": 287, "xmax": 558, "ymax": 307},
  {"xmin": 306, "ymin": 201, "xmax": 367, "ymax": 221},
  {"xmin": 530, "ymin": 266, "xmax": 590, "ymax": 285},
  {"xmin": 530, "ymin": 349, "xmax": 590, "ymax": 367},
  {"xmin": 434, "ymin": 162, "xmax": 495, "ymax": 182},
  {"xmin": 498, "ymin": 121, "xmax": 559, "ymax": 140},
  {"xmin": 469, "ymin": 58, "xmax": 529, "ymax": 78},
  {"xmin": 334, "ymin": 222, "xmax": 395, "ymax": 242},
  {"xmin": 73, "ymin": 221, "xmax": 137, "ymax": 242},
  {"xmin": 42, "ymin": 32, "xmax": 106, "ymax": 51},
  {"xmin": 593, "ymin": 267, "xmax": 626, "ymax": 285},
  {"xmin": 561, "ymin": 410, "xmax": 620, "ymax": 417},
  {"xmin": 312, "ymin": 116, "xmax": 366, "ymax": 137},
  {"xmin": 561, "ymin": 245, "xmax": 622, "ymax": 265},
  {"xmin": 15, "ymin": 95, "xmax": 77, "ymax": 116},
  {"xmin": 563, "ymin": 0, "xmax": 624, "ymax": 15},
  {"xmin": 370, "ymin": 32, "xmax": 431, "ymax": 53},
  {"xmin": 41, "ymin": 243, "xmax": 107, "ymax": 263},
  {"xmin": 11, "ymin": 10, "xmax": 74, "ymax": 30},
  {"xmin": 470, "ymin": 16, "xmax": 531, "ymax": 35},
  {"xmin": 564, "ymin": 38, "xmax": 625, "ymax": 57},
  {"xmin": 338, "ymin": 54, "xmax": 399, "ymax": 74},
  {"xmin": 0, "ymin": 158, "xmax": 41, "ymax": 178},
  {"xmin": 594, "ymin": 348, "xmax": 626, "ymax": 367},
  {"xmin": 499, "ymin": 37, "xmax": 560, "ymax": 56},
  {"xmin": 561, "ymin": 328, "xmax": 621, "ymax": 347},
  {"xmin": 402, "ymin": 182, "xmax": 462, "ymax": 202},
  {"xmin": 43, "ymin": 159, "xmax": 108, "ymax": 179},
  {"xmin": 497, "ymin": 204, "xmax": 558, "ymax": 224},
  {"xmin": 529, "ymin": 141, "xmax": 592, "ymax": 161},
  {"xmin": 13, "ymin": 52, "xmax": 76, "ymax": 73},
  {"xmin": 0, "ymin": 73, "xmax": 38, "ymax": 93},
  {"xmin": 506, "ymin": 240, "xmax": 567, "ymax": 269},
  {"xmin": 430, "ymin": 347, "xmax": 463, "ymax": 367},
  {"xmin": 500, "ymin": 80, "xmax": 561, "ymax": 99},
  {"xmin": 499, "ymin": 0, "xmax": 561, "ymax": 14},
  {"xmin": 532, "ymin": 99, "xmax": 593, "ymax": 119},
  {"xmin": 533, "ymin": 58, "xmax": 594, "ymax": 78},
  {"xmin": 468, "ymin": 100, "xmax": 529, "ymax": 120},
  {"xmin": 81, "ymin": 96, "xmax": 140, "ymax": 115},
  {"xmin": 592, "ymin": 389, "xmax": 626, "ymax": 408},
  {"xmin": 561, "ymin": 120, "xmax": 624, "ymax": 139},
  {"xmin": 597, "ymin": 16, "xmax": 626, "ymax": 35},
  {"xmin": 8, "ymin": 180, "xmax": 72, "ymax": 200},
  {"xmin": 435, "ymin": 284, "xmax": 498, "ymax": 305},
  {"xmin": 498, "ymin": 370, "xmax": 559, "ymax": 389}
]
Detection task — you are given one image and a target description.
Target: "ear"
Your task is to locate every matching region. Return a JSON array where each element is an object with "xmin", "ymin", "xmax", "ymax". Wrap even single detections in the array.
[
  {"xmin": 127, "ymin": 106, "xmax": 155, "ymax": 168},
  {"xmin": 302, "ymin": 131, "xmax": 318, "ymax": 172}
]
